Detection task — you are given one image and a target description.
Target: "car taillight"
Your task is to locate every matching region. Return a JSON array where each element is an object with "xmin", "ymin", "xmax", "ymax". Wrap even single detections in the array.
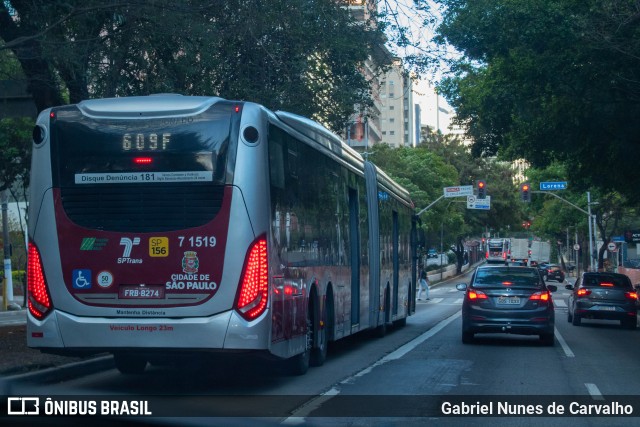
[
  {"xmin": 625, "ymin": 291, "xmax": 638, "ymax": 301},
  {"xmin": 529, "ymin": 291, "xmax": 550, "ymax": 302},
  {"xmin": 577, "ymin": 288, "xmax": 592, "ymax": 297},
  {"xmin": 27, "ymin": 242, "xmax": 52, "ymax": 320},
  {"xmin": 235, "ymin": 236, "xmax": 268, "ymax": 321},
  {"xmin": 468, "ymin": 290, "xmax": 488, "ymax": 300}
]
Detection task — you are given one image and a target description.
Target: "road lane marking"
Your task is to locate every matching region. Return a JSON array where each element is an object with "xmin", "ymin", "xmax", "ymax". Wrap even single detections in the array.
[
  {"xmin": 554, "ymin": 327, "xmax": 575, "ymax": 358},
  {"xmin": 585, "ymin": 383, "xmax": 605, "ymax": 400},
  {"xmin": 282, "ymin": 387, "xmax": 340, "ymax": 423},
  {"xmin": 554, "ymin": 300, "xmax": 567, "ymax": 308},
  {"xmin": 343, "ymin": 312, "xmax": 461, "ymax": 383},
  {"xmin": 284, "ymin": 312, "xmax": 462, "ymax": 423}
]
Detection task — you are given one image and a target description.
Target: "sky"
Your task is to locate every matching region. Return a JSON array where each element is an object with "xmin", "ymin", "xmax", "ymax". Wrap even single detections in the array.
[{"xmin": 379, "ymin": 0, "xmax": 456, "ymax": 133}]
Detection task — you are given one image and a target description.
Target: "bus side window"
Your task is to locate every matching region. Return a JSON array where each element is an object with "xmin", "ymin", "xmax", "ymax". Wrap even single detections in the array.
[
  {"xmin": 287, "ymin": 137, "xmax": 299, "ymax": 180},
  {"xmin": 268, "ymin": 130, "xmax": 285, "ymax": 190}
]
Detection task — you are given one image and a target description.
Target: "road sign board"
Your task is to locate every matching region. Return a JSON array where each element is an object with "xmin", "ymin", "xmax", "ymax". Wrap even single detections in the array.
[
  {"xmin": 444, "ymin": 185, "xmax": 474, "ymax": 198},
  {"xmin": 539, "ymin": 181, "xmax": 567, "ymax": 190},
  {"xmin": 607, "ymin": 242, "xmax": 617, "ymax": 252},
  {"xmin": 467, "ymin": 195, "xmax": 490, "ymax": 210},
  {"xmin": 612, "ymin": 235, "xmax": 625, "ymax": 242}
]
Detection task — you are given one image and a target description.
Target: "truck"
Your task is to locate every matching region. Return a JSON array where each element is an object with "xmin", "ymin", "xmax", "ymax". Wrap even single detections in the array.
[
  {"xmin": 509, "ymin": 238, "xmax": 530, "ymax": 264},
  {"xmin": 529, "ymin": 240, "xmax": 551, "ymax": 266}
]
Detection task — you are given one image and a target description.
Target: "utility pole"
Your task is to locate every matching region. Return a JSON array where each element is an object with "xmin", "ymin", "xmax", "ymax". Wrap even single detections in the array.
[
  {"xmin": 2, "ymin": 190, "xmax": 20, "ymax": 311},
  {"xmin": 532, "ymin": 190, "xmax": 596, "ymax": 272}
]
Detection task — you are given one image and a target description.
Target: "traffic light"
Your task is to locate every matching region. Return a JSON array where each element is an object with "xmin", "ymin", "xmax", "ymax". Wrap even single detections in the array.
[
  {"xmin": 477, "ymin": 180, "xmax": 486, "ymax": 199},
  {"xmin": 520, "ymin": 182, "xmax": 531, "ymax": 202}
]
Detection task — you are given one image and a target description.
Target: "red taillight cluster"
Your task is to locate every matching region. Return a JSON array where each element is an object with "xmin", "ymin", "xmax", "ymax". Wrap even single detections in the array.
[
  {"xmin": 625, "ymin": 291, "xmax": 638, "ymax": 301},
  {"xmin": 529, "ymin": 291, "xmax": 550, "ymax": 302},
  {"xmin": 235, "ymin": 237, "xmax": 268, "ymax": 321},
  {"xmin": 577, "ymin": 288, "xmax": 592, "ymax": 297},
  {"xmin": 468, "ymin": 290, "xmax": 488, "ymax": 300},
  {"xmin": 27, "ymin": 242, "xmax": 52, "ymax": 320}
]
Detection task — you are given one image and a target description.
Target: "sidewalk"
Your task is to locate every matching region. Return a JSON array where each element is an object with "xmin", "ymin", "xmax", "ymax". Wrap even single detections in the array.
[{"xmin": 0, "ymin": 295, "xmax": 26, "ymax": 326}]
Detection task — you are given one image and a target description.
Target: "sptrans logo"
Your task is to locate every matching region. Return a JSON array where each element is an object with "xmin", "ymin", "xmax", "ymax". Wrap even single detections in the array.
[{"xmin": 118, "ymin": 237, "xmax": 143, "ymax": 264}]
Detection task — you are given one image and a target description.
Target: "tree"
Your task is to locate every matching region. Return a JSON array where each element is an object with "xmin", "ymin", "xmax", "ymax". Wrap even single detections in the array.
[
  {"xmin": 0, "ymin": 0, "xmax": 386, "ymax": 132},
  {"xmin": 434, "ymin": 0, "xmax": 640, "ymax": 203},
  {"xmin": 0, "ymin": 117, "xmax": 32, "ymax": 193}
]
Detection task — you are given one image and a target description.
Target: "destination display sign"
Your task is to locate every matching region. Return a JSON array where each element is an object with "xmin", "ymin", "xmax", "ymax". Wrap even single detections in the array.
[{"xmin": 444, "ymin": 185, "xmax": 474, "ymax": 198}]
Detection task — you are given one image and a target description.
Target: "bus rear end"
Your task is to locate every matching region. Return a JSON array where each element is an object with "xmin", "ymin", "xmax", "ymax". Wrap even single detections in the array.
[{"xmin": 27, "ymin": 95, "xmax": 271, "ymax": 372}]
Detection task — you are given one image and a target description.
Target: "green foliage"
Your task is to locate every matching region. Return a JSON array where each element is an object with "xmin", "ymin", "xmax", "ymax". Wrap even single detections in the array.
[
  {"xmin": 0, "ymin": 117, "xmax": 33, "ymax": 191},
  {"xmin": 369, "ymin": 139, "xmax": 525, "ymax": 250},
  {"xmin": 1, "ymin": 0, "xmax": 386, "ymax": 132},
  {"xmin": 435, "ymin": 0, "xmax": 640, "ymax": 203}
]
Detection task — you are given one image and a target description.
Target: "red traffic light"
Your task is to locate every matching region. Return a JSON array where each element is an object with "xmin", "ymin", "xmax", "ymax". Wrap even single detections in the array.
[
  {"xmin": 520, "ymin": 182, "xmax": 531, "ymax": 202},
  {"xmin": 477, "ymin": 180, "xmax": 487, "ymax": 199}
]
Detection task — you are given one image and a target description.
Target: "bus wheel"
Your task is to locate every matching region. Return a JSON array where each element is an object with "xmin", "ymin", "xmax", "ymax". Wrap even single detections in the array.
[
  {"xmin": 114, "ymin": 353, "xmax": 147, "ymax": 375},
  {"xmin": 393, "ymin": 317, "xmax": 407, "ymax": 328},
  {"xmin": 287, "ymin": 309, "xmax": 312, "ymax": 375},
  {"xmin": 375, "ymin": 288, "xmax": 391, "ymax": 338},
  {"xmin": 310, "ymin": 303, "xmax": 328, "ymax": 367}
]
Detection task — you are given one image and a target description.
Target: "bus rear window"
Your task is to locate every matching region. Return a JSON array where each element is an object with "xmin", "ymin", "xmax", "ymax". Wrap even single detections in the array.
[{"xmin": 50, "ymin": 105, "xmax": 234, "ymax": 187}]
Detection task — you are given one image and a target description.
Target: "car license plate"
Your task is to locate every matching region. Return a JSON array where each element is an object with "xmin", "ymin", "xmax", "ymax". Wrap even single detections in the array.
[
  {"xmin": 596, "ymin": 306, "xmax": 615, "ymax": 311},
  {"xmin": 497, "ymin": 296, "xmax": 520, "ymax": 305},
  {"xmin": 118, "ymin": 285, "xmax": 165, "ymax": 299}
]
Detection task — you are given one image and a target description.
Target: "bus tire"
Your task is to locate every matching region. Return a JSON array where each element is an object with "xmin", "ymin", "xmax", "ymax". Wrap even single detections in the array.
[
  {"xmin": 114, "ymin": 353, "xmax": 147, "ymax": 375},
  {"xmin": 287, "ymin": 306, "xmax": 312, "ymax": 375},
  {"xmin": 375, "ymin": 287, "xmax": 391, "ymax": 338},
  {"xmin": 393, "ymin": 317, "xmax": 407, "ymax": 328},
  {"xmin": 310, "ymin": 301, "xmax": 328, "ymax": 367},
  {"xmin": 287, "ymin": 349, "xmax": 310, "ymax": 376}
]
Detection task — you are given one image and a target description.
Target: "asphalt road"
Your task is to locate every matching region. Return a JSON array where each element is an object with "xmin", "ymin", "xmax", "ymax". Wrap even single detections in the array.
[{"xmin": 2, "ymin": 273, "xmax": 640, "ymax": 426}]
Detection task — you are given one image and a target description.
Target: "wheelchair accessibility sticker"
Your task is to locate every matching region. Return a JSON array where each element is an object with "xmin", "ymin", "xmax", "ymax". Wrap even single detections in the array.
[{"xmin": 73, "ymin": 269, "xmax": 92, "ymax": 289}]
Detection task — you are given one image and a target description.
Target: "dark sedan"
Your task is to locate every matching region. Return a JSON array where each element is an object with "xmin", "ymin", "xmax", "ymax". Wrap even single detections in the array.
[
  {"xmin": 566, "ymin": 272, "xmax": 638, "ymax": 329},
  {"xmin": 540, "ymin": 264, "xmax": 564, "ymax": 282},
  {"xmin": 457, "ymin": 265, "xmax": 557, "ymax": 345}
]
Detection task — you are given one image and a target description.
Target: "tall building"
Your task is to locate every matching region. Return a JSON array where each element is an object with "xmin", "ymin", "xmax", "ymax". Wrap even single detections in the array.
[
  {"xmin": 378, "ymin": 58, "xmax": 415, "ymax": 148},
  {"xmin": 341, "ymin": 1, "xmax": 417, "ymax": 151}
]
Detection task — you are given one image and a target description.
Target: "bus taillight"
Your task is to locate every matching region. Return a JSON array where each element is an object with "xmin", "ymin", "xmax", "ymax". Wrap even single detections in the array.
[
  {"xmin": 235, "ymin": 237, "xmax": 268, "ymax": 321},
  {"xmin": 27, "ymin": 242, "xmax": 52, "ymax": 320}
]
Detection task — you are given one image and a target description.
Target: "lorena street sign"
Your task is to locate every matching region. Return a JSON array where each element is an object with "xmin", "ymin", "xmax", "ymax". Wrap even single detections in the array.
[
  {"xmin": 467, "ymin": 195, "xmax": 490, "ymax": 210},
  {"xmin": 539, "ymin": 181, "xmax": 568, "ymax": 190},
  {"xmin": 443, "ymin": 185, "xmax": 474, "ymax": 198}
]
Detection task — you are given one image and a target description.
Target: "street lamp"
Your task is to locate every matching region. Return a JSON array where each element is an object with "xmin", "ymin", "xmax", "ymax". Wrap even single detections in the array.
[{"xmin": 587, "ymin": 192, "xmax": 599, "ymax": 272}]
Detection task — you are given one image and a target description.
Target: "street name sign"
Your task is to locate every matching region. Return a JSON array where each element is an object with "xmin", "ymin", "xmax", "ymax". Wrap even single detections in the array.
[
  {"xmin": 467, "ymin": 195, "xmax": 490, "ymax": 210},
  {"xmin": 444, "ymin": 185, "xmax": 474, "ymax": 198},
  {"xmin": 539, "ymin": 181, "xmax": 568, "ymax": 190}
]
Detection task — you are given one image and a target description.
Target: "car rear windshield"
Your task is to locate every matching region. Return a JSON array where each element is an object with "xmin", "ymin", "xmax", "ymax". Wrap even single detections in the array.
[
  {"xmin": 582, "ymin": 274, "xmax": 632, "ymax": 289},
  {"xmin": 474, "ymin": 268, "xmax": 541, "ymax": 288}
]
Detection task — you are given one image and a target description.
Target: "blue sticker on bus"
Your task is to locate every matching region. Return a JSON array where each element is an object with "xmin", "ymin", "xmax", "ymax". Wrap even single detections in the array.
[{"xmin": 72, "ymin": 269, "xmax": 92, "ymax": 289}]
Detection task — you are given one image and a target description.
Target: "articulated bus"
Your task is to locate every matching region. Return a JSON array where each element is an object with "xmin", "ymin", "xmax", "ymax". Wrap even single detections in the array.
[
  {"xmin": 27, "ymin": 95, "xmax": 415, "ymax": 375},
  {"xmin": 486, "ymin": 238, "xmax": 509, "ymax": 264}
]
